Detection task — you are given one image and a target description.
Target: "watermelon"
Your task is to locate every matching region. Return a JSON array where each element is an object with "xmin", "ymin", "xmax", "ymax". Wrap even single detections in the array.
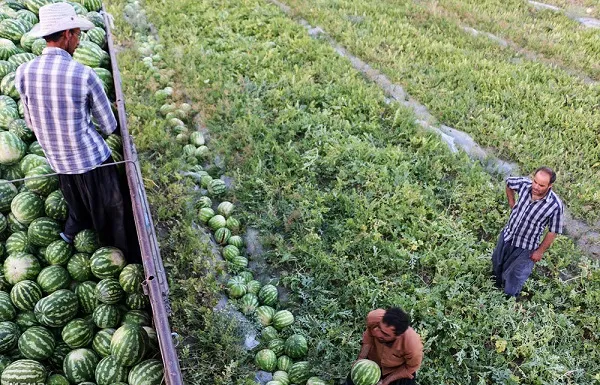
[
  {"xmin": 63, "ymin": 348, "xmax": 99, "ymax": 383},
  {"xmin": 24, "ymin": 0, "xmax": 52, "ymax": 14},
  {"xmin": 256, "ymin": 305, "xmax": 275, "ymax": 327},
  {"xmin": 0, "ymin": 180, "xmax": 17, "ymax": 212},
  {"xmin": 267, "ymin": 338, "xmax": 285, "ymax": 356},
  {"xmin": 273, "ymin": 371, "xmax": 290, "ymax": 385},
  {"xmin": 351, "ymin": 359, "xmax": 381, "ymax": 385},
  {"xmin": 18, "ymin": 154, "xmax": 47, "ymax": 175},
  {"xmin": 104, "ymin": 133, "xmax": 122, "ymax": 154},
  {"xmin": 92, "ymin": 303, "xmax": 120, "ymax": 329},
  {"xmin": 74, "ymin": 229, "xmax": 99, "ymax": 253},
  {"xmin": 0, "ymin": 61, "xmax": 16, "ymax": 80},
  {"xmin": 0, "ymin": 40, "xmax": 18, "ymax": 61},
  {"xmin": 239, "ymin": 293, "xmax": 259, "ymax": 315},
  {"xmin": 258, "ymin": 284, "xmax": 278, "ymax": 306},
  {"xmin": 0, "ymin": 72, "xmax": 17, "ymax": 100},
  {"xmin": 226, "ymin": 216, "xmax": 240, "ymax": 233},
  {"xmin": 0, "ymin": 96, "xmax": 18, "ymax": 130},
  {"xmin": 86, "ymin": 27, "xmax": 106, "ymax": 48},
  {"xmin": 3, "ymin": 166, "xmax": 23, "ymax": 188},
  {"xmin": 36, "ymin": 265, "xmax": 71, "ymax": 293},
  {"xmin": 67, "ymin": 253, "xmax": 92, "ymax": 281},
  {"xmin": 10, "ymin": 280, "xmax": 42, "ymax": 311},
  {"xmin": 238, "ymin": 271, "xmax": 253, "ymax": 283},
  {"xmin": 121, "ymin": 309, "xmax": 151, "ymax": 327},
  {"xmin": 307, "ymin": 377, "xmax": 327, "ymax": 385},
  {"xmin": 34, "ymin": 289, "xmax": 79, "ymax": 327},
  {"xmin": 3, "ymin": 252, "xmax": 40, "ymax": 285},
  {"xmin": 214, "ymin": 227, "xmax": 231, "ymax": 245},
  {"xmin": 0, "ymin": 132, "xmax": 26, "ymax": 165},
  {"xmin": 255, "ymin": 349, "xmax": 277, "ymax": 372},
  {"xmin": 125, "ymin": 292, "xmax": 149, "ymax": 310},
  {"xmin": 0, "ymin": 292, "xmax": 15, "ymax": 322},
  {"xmin": 46, "ymin": 374, "xmax": 70, "ymax": 385},
  {"xmin": 0, "ymin": 359, "xmax": 47, "ymax": 385},
  {"xmin": 142, "ymin": 326, "xmax": 158, "ymax": 352},
  {"xmin": 0, "ymin": 18, "xmax": 29, "ymax": 44},
  {"xmin": 9, "ymin": 119, "xmax": 34, "ymax": 143},
  {"xmin": 75, "ymin": 281, "xmax": 98, "ymax": 314},
  {"xmin": 230, "ymin": 255, "xmax": 248, "ymax": 270},
  {"xmin": 118, "ymin": 263, "xmax": 144, "ymax": 293},
  {"xmin": 24, "ymin": 164, "xmax": 58, "ymax": 196},
  {"xmin": 7, "ymin": 52, "xmax": 34, "ymax": 67},
  {"xmin": 261, "ymin": 326, "xmax": 279, "ymax": 343},
  {"xmin": 246, "ymin": 280, "xmax": 261, "ymax": 295},
  {"xmin": 73, "ymin": 41, "xmax": 106, "ymax": 67},
  {"xmin": 110, "ymin": 323, "xmax": 148, "ymax": 366},
  {"xmin": 27, "ymin": 217, "xmax": 61, "ymax": 247},
  {"xmin": 17, "ymin": 325, "xmax": 54, "ymax": 360},
  {"xmin": 289, "ymin": 361, "xmax": 312, "ymax": 385},
  {"xmin": 45, "ymin": 239, "xmax": 73, "ymax": 265},
  {"xmin": 82, "ymin": 0, "xmax": 102, "ymax": 12},
  {"xmin": 226, "ymin": 276, "xmax": 246, "ymax": 299},
  {"xmin": 5, "ymin": 231, "xmax": 30, "ymax": 255},
  {"xmin": 6, "ymin": 213, "xmax": 27, "ymax": 233},
  {"xmin": 27, "ymin": 141, "xmax": 44, "ymax": 157},
  {"xmin": 95, "ymin": 355, "xmax": 128, "ymax": 385},
  {"xmin": 217, "ymin": 201, "xmax": 234, "ymax": 217},
  {"xmin": 208, "ymin": 215, "xmax": 226, "ymax": 231},
  {"xmin": 14, "ymin": 311, "xmax": 38, "ymax": 332},
  {"xmin": 128, "ymin": 359, "xmax": 164, "ymax": 385},
  {"xmin": 62, "ymin": 318, "xmax": 94, "ymax": 349},
  {"xmin": 95, "ymin": 278, "xmax": 124, "ymax": 304},
  {"xmin": 92, "ymin": 328, "xmax": 115, "ymax": 358},
  {"xmin": 15, "ymin": 10, "xmax": 37, "ymax": 25},
  {"xmin": 285, "ymin": 334, "xmax": 308, "ymax": 359},
  {"xmin": 48, "ymin": 341, "xmax": 70, "ymax": 370},
  {"xmin": 199, "ymin": 174, "xmax": 212, "ymax": 189},
  {"xmin": 189, "ymin": 131, "xmax": 205, "ymax": 146},
  {"xmin": 194, "ymin": 145, "xmax": 209, "ymax": 159},
  {"xmin": 30, "ymin": 38, "xmax": 45, "ymax": 56},
  {"xmin": 208, "ymin": 179, "xmax": 227, "ymax": 196},
  {"xmin": 0, "ymin": 213, "xmax": 6, "ymax": 233},
  {"xmin": 198, "ymin": 207, "xmax": 215, "ymax": 223},
  {"xmin": 0, "ymin": 321, "xmax": 19, "ymax": 352},
  {"xmin": 277, "ymin": 355, "xmax": 293, "ymax": 372},
  {"xmin": 44, "ymin": 189, "xmax": 68, "ymax": 221},
  {"xmin": 90, "ymin": 247, "xmax": 126, "ymax": 279},
  {"xmin": 194, "ymin": 196, "xmax": 212, "ymax": 210},
  {"xmin": 272, "ymin": 310, "xmax": 294, "ymax": 330}
]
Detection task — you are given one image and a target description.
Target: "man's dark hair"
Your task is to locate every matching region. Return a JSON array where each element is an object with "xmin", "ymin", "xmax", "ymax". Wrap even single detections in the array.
[
  {"xmin": 382, "ymin": 307, "xmax": 411, "ymax": 336},
  {"xmin": 44, "ymin": 29, "xmax": 73, "ymax": 42},
  {"xmin": 534, "ymin": 166, "xmax": 556, "ymax": 184}
]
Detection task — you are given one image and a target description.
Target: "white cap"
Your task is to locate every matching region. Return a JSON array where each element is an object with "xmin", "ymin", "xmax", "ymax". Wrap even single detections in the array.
[{"xmin": 29, "ymin": 3, "xmax": 95, "ymax": 38}]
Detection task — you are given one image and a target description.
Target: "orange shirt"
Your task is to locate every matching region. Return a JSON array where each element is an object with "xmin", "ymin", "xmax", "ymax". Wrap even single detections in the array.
[{"xmin": 362, "ymin": 309, "xmax": 423, "ymax": 378}]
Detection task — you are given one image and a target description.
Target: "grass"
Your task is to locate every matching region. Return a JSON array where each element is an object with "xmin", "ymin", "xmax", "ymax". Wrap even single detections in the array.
[{"xmin": 106, "ymin": 0, "xmax": 600, "ymax": 384}]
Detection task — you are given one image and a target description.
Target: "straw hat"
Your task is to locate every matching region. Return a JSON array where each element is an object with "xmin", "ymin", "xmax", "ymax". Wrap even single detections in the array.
[{"xmin": 29, "ymin": 3, "xmax": 95, "ymax": 38}]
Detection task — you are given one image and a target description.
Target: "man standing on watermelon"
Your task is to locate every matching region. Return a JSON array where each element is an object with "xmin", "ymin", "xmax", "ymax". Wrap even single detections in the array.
[
  {"xmin": 491, "ymin": 167, "xmax": 564, "ymax": 298},
  {"xmin": 15, "ymin": 3, "xmax": 139, "ymax": 261},
  {"xmin": 347, "ymin": 307, "xmax": 423, "ymax": 385}
]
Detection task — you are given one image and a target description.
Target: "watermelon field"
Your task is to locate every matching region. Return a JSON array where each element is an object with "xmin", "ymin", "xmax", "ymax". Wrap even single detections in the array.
[{"xmin": 0, "ymin": 0, "xmax": 596, "ymax": 383}]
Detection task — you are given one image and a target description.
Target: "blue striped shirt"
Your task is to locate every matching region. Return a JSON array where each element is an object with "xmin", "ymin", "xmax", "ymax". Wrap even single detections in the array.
[
  {"xmin": 15, "ymin": 47, "xmax": 116, "ymax": 174},
  {"xmin": 503, "ymin": 176, "xmax": 564, "ymax": 250}
]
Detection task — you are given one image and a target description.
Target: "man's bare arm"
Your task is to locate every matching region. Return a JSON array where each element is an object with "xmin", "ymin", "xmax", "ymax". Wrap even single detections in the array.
[
  {"xmin": 506, "ymin": 185, "xmax": 516, "ymax": 209},
  {"xmin": 357, "ymin": 344, "xmax": 371, "ymax": 360},
  {"xmin": 531, "ymin": 232, "xmax": 557, "ymax": 262}
]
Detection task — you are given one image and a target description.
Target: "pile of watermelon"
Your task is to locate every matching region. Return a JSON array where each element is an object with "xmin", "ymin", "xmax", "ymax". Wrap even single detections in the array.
[{"xmin": 0, "ymin": 0, "xmax": 166, "ymax": 384}]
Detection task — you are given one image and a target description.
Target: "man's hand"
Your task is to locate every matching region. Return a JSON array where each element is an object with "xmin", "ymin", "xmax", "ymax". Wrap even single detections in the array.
[{"xmin": 530, "ymin": 249, "xmax": 543, "ymax": 262}]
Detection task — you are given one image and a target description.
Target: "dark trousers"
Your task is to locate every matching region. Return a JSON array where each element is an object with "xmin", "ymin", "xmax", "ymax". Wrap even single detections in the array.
[
  {"xmin": 491, "ymin": 231, "xmax": 534, "ymax": 296},
  {"xmin": 58, "ymin": 156, "xmax": 141, "ymax": 263},
  {"xmin": 344, "ymin": 373, "xmax": 417, "ymax": 385}
]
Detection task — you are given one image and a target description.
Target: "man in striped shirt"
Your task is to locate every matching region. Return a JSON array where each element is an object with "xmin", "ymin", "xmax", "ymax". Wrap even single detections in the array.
[
  {"xmin": 15, "ymin": 3, "xmax": 139, "ymax": 260},
  {"xmin": 492, "ymin": 167, "xmax": 564, "ymax": 297}
]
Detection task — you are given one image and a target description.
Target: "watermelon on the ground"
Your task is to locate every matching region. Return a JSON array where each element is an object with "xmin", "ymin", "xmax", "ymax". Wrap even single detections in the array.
[
  {"xmin": 255, "ymin": 349, "xmax": 277, "ymax": 372},
  {"xmin": 45, "ymin": 239, "xmax": 73, "ymax": 265},
  {"xmin": 289, "ymin": 361, "xmax": 312, "ymax": 385},
  {"xmin": 258, "ymin": 284, "xmax": 278, "ymax": 306},
  {"xmin": 277, "ymin": 355, "xmax": 292, "ymax": 372},
  {"xmin": 285, "ymin": 334, "xmax": 308, "ymax": 359},
  {"xmin": 272, "ymin": 310, "xmax": 294, "ymax": 330},
  {"xmin": 10, "ymin": 191, "xmax": 43, "ymax": 224}
]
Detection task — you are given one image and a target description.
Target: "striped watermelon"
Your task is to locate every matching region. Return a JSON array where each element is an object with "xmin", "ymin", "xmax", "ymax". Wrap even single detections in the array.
[
  {"xmin": 0, "ymin": 132, "xmax": 26, "ymax": 165},
  {"xmin": 226, "ymin": 216, "xmax": 240, "ymax": 233},
  {"xmin": 45, "ymin": 239, "xmax": 73, "ymax": 265},
  {"xmin": 10, "ymin": 280, "xmax": 42, "ymax": 311},
  {"xmin": 223, "ymin": 241, "xmax": 240, "ymax": 257},
  {"xmin": 289, "ymin": 361, "xmax": 312, "ymax": 385},
  {"xmin": 208, "ymin": 214, "xmax": 226, "ymax": 231},
  {"xmin": 34, "ymin": 289, "xmax": 79, "ymax": 327},
  {"xmin": 63, "ymin": 348, "xmax": 99, "ymax": 383},
  {"xmin": 90, "ymin": 247, "xmax": 126, "ymax": 279},
  {"xmin": 0, "ymin": 321, "xmax": 19, "ymax": 352},
  {"xmin": 214, "ymin": 227, "xmax": 231, "ymax": 244},
  {"xmin": 17, "ymin": 325, "xmax": 54, "ymax": 360},
  {"xmin": 19, "ymin": 155, "xmax": 47, "ymax": 177},
  {"xmin": 73, "ymin": 41, "xmax": 107, "ymax": 67},
  {"xmin": 27, "ymin": 217, "xmax": 61, "ymax": 247},
  {"xmin": 261, "ymin": 326, "xmax": 279, "ymax": 343},
  {"xmin": 351, "ymin": 359, "xmax": 381, "ymax": 385},
  {"xmin": 9, "ymin": 119, "xmax": 35, "ymax": 143},
  {"xmin": 110, "ymin": 323, "xmax": 148, "ymax": 366},
  {"xmin": 95, "ymin": 68, "xmax": 113, "ymax": 95},
  {"xmin": 0, "ymin": 18, "xmax": 29, "ymax": 43},
  {"xmin": 6, "ymin": 213, "xmax": 27, "ymax": 233},
  {"xmin": 258, "ymin": 284, "xmax": 278, "ymax": 306},
  {"xmin": 46, "ymin": 374, "xmax": 70, "ymax": 385},
  {"xmin": 256, "ymin": 305, "xmax": 275, "ymax": 327},
  {"xmin": 307, "ymin": 377, "xmax": 327, "ymax": 385},
  {"xmin": 92, "ymin": 328, "xmax": 115, "ymax": 358},
  {"xmin": 85, "ymin": 11, "xmax": 105, "ymax": 28},
  {"xmin": 125, "ymin": 292, "xmax": 149, "ymax": 310},
  {"xmin": 74, "ymin": 229, "xmax": 99, "ymax": 253},
  {"xmin": 267, "ymin": 338, "xmax": 285, "ymax": 356},
  {"xmin": 95, "ymin": 355, "xmax": 128, "ymax": 385},
  {"xmin": 14, "ymin": 311, "xmax": 39, "ymax": 332},
  {"xmin": 62, "ymin": 318, "xmax": 94, "ymax": 349},
  {"xmin": 5, "ymin": 231, "xmax": 31, "ymax": 255},
  {"xmin": 0, "ymin": 40, "xmax": 18, "ymax": 61},
  {"xmin": 277, "ymin": 355, "xmax": 292, "ymax": 371},
  {"xmin": 36, "ymin": 265, "xmax": 71, "ymax": 293},
  {"xmin": 273, "ymin": 371, "xmax": 290, "ymax": 385},
  {"xmin": 118, "ymin": 263, "xmax": 144, "ymax": 293},
  {"xmin": 208, "ymin": 179, "xmax": 227, "ymax": 196},
  {"xmin": 48, "ymin": 341, "xmax": 70, "ymax": 370},
  {"xmin": 143, "ymin": 326, "xmax": 158, "ymax": 352},
  {"xmin": 67, "ymin": 1, "xmax": 87, "ymax": 14},
  {"xmin": 217, "ymin": 201, "xmax": 234, "ymax": 217},
  {"xmin": 0, "ymin": 212, "xmax": 6, "ymax": 233},
  {"xmin": 0, "ymin": 180, "xmax": 17, "ymax": 212},
  {"xmin": 0, "ymin": 95, "xmax": 19, "ymax": 129},
  {"xmin": 121, "ymin": 309, "xmax": 151, "ymax": 327},
  {"xmin": 128, "ymin": 359, "xmax": 164, "ymax": 385},
  {"xmin": 27, "ymin": 141, "xmax": 44, "ymax": 157},
  {"xmin": 3, "ymin": 252, "xmax": 40, "ymax": 285},
  {"xmin": 239, "ymin": 293, "xmax": 259, "ymax": 315},
  {"xmin": 7, "ymin": 52, "xmax": 34, "ymax": 67},
  {"xmin": 272, "ymin": 310, "xmax": 294, "ymax": 330},
  {"xmin": 104, "ymin": 134, "xmax": 122, "ymax": 153},
  {"xmin": 24, "ymin": 0, "xmax": 53, "ymax": 14},
  {"xmin": 15, "ymin": 10, "xmax": 37, "ymax": 25},
  {"xmin": 30, "ymin": 38, "xmax": 45, "ymax": 56},
  {"xmin": 246, "ymin": 280, "xmax": 261, "ymax": 295},
  {"xmin": 24, "ymin": 164, "xmax": 58, "ymax": 196},
  {"xmin": 198, "ymin": 207, "xmax": 214, "ymax": 223},
  {"xmin": 0, "ymin": 359, "xmax": 47, "ymax": 385},
  {"xmin": 67, "ymin": 253, "xmax": 92, "ymax": 281},
  {"xmin": 0, "ymin": 61, "xmax": 16, "ymax": 79},
  {"xmin": 86, "ymin": 26, "xmax": 106, "ymax": 47},
  {"xmin": 230, "ymin": 255, "xmax": 248, "ymax": 270},
  {"xmin": 0, "ymin": 292, "xmax": 15, "ymax": 322},
  {"xmin": 255, "ymin": 349, "xmax": 277, "ymax": 372},
  {"xmin": 3, "ymin": 166, "xmax": 24, "ymax": 187},
  {"xmin": 92, "ymin": 303, "xmax": 120, "ymax": 329},
  {"xmin": 0, "ymin": 72, "xmax": 18, "ymax": 100},
  {"xmin": 285, "ymin": 334, "xmax": 308, "ymax": 359},
  {"xmin": 228, "ymin": 235, "xmax": 244, "ymax": 248},
  {"xmin": 226, "ymin": 276, "xmax": 246, "ymax": 299},
  {"xmin": 95, "ymin": 278, "xmax": 124, "ymax": 304},
  {"xmin": 44, "ymin": 190, "xmax": 68, "ymax": 221},
  {"xmin": 238, "ymin": 271, "xmax": 253, "ymax": 283},
  {"xmin": 75, "ymin": 280, "xmax": 98, "ymax": 314}
]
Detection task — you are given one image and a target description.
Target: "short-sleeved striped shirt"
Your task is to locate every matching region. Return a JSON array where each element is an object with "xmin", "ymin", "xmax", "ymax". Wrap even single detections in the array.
[
  {"xmin": 15, "ymin": 47, "xmax": 116, "ymax": 174},
  {"xmin": 503, "ymin": 176, "xmax": 564, "ymax": 250}
]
